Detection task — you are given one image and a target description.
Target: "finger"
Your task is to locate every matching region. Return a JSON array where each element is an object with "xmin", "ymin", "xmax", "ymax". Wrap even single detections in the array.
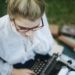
[
  {"xmin": 24, "ymin": 69, "xmax": 34, "ymax": 73},
  {"xmin": 29, "ymin": 71, "xmax": 36, "ymax": 75},
  {"xmin": 24, "ymin": 69, "xmax": 36, "ymax": 75},
  {"xmin": 29, "ymin": 73, "xmax": 36, "ymax": 75},
  {"xmin": 24, "ymin": 71, "xmax": 36, "ymax": 75}
]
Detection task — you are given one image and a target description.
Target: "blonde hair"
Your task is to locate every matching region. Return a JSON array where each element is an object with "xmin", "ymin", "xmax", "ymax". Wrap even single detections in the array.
[{"xmin": 6, "ymin": 0, "xmax": 45, "ymax": 21}]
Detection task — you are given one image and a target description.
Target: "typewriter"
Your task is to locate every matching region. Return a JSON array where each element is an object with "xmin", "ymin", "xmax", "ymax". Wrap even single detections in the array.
[
  {"xmin": 13, "ymin": 53, "xmax": 62, "ymax": 75},
  {"xmin": 13, "ymin": 53, "xmax": 75, "ymax": 75}
]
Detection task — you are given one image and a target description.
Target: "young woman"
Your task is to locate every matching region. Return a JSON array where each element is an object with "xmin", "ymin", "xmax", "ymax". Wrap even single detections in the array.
[{"xmin": 0, "ymin": 0, "xmax": 54, "ymax": 75}]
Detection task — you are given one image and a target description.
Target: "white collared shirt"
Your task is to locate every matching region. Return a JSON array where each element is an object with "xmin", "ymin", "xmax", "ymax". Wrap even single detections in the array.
[{"xmin": 0, "ymin": 13, "xmax": 54, "ymax": 75}]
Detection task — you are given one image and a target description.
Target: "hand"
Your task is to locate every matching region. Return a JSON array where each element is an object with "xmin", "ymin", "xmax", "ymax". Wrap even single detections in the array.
[{"xmin": 11, "ymin": 68, "xmax": 36, "ymax": 75}]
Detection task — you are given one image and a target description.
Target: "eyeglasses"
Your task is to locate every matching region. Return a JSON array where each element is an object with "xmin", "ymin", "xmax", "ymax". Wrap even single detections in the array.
[{"xmin": 13, "ymin": 18, "xmax": 44, "ymax": 32}]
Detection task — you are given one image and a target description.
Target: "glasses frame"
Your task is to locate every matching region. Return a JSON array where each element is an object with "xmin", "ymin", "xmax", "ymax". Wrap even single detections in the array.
[{"xmin": 13, "ymin": 18, "xmax": 44, "ymax": 32}]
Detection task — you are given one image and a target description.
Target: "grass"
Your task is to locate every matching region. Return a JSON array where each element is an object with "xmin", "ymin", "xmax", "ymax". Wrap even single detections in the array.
[
  {"xmin": 45, "ymin": 0, "xmax": 75, "ymax": 26},
  {"xmin": 0, "ymin": 0, "xmax": 75, "ymax": 26},
  {"xmin": 0, "ymin": 0, "xmax": 7, "ymax": 17}
]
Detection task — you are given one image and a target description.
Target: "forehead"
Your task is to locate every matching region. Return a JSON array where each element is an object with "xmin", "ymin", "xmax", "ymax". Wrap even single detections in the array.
[{"xmin": 15, "ymin": 16, "xmax": 41, "ymax": 28}]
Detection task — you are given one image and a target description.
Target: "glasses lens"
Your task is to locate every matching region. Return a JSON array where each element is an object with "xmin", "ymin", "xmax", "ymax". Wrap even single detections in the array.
[{"xmin": 32, "ymin": 27, "xmax": 42, "ymax": 31}]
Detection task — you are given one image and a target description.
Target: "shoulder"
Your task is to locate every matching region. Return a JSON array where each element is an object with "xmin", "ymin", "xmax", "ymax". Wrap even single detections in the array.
[
  {"xmin": 42, "ymin": 13, "xmax": 48, "ymax": 25},
  {"xmin": 0, "ymin": 14, "xmax": 9, "ymax": 29},
  {"xmin": 0, "ymin": 14, "xmax": 9, "ymax": 22},
  {"xmin": 40, "ymin": 13, "xmax": 50, "ymax": 33}
]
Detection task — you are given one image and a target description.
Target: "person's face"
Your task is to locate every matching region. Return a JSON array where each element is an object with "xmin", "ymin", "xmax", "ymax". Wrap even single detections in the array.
[{"xmin": 13, "ymin": 16, "xmax": 43, "ymax": 37}]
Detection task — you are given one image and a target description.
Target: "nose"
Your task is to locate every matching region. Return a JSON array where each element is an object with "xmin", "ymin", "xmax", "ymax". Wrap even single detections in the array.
[{"xmin": 25, "ymin": 31, "xmax": 32, "ymax": 37}]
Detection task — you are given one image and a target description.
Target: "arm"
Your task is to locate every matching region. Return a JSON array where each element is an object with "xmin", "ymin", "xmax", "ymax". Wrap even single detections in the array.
[
  {"xmin": 0, "ymin": 25, "xmax": 13, "ymax": 75},
  {"xmin": 0, "ymin": 59, "xmax": 36, "ymax": 75}
]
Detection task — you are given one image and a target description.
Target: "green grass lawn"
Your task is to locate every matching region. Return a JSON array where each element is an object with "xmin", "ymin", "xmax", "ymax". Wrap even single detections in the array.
[
  {"xmin": 0, "ymin": 0, "xmax": 75, "ymax": 26},
  {"xmin": 0, "ymin": 0, "xmax": 7, "ymax": 17},
  {"xmin": 45, "ymin": 0, "xmax": 75, "ymax": 25}
]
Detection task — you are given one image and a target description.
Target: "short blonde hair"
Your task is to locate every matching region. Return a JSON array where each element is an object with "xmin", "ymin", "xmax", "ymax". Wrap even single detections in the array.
[{"xmin": 6, "ymin": 0, "xmax": 45, "ymax": 21}]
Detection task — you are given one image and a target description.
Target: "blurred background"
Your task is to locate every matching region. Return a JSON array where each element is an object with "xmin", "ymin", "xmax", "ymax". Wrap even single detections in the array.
[
  {"xmin": 0, "ymin": 0, "xmax": 75, "ymax": 58},
  {"xmin": 46, "ymin": 0, "xmax": 75, "ymax": 26}
]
